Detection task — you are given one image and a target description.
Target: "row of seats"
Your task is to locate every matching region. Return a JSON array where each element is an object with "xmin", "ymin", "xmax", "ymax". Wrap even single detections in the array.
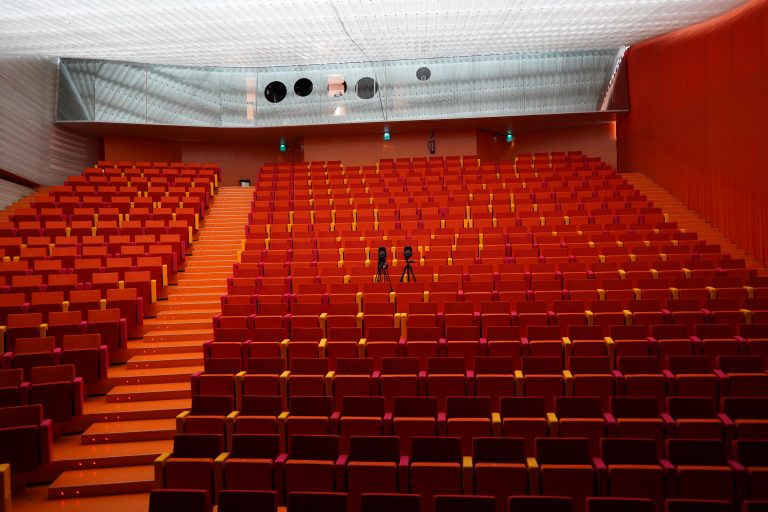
[
  {"xmin": 149, "ymin": 489, "xmax": 768, "ymax": 512},
  {"xmin": 154, "ymin": 432, "xmax": 768, "ymax": 512},
  {"xmin": 0, "ymin": 366, "xmax": 83, "ymax": 424},
  {"xmin": 175, "ymin": 394, "xmax": 768, "ymax": 455},
  {"xmin": 193, "ymin": 351, "xmax": 768, "ymax": 408}
]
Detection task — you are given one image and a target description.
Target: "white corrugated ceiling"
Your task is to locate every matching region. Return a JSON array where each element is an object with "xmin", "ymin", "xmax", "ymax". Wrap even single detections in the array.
[{"xmin": 0, "ymin": 0, "xmax": 748, "ymax": 67}]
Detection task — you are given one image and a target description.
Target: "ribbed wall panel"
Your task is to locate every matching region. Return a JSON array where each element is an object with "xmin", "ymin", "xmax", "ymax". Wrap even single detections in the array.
[{"xmin": 0, "ymin": 56, "xmax": 98, "ymax": 186}]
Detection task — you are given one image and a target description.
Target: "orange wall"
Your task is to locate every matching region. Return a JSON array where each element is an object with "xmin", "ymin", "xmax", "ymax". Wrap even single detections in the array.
[
  {"xmin": 181, "ymin": 142, "xmax": 294, "ymax": 186},
  {"xmin": 513, "ymin": 123, "xmax": 617, "ymax": 168},
  {"xmin": 104, "ymin": 135, "xmax": 182, "ymax": 163},
  {"xmin": 303, "ymin": 129, "xmax": 478, "ymax": 166},
  {"xmin": 617, "ymin": 0, "xmax": 768, "ymax": 265}
]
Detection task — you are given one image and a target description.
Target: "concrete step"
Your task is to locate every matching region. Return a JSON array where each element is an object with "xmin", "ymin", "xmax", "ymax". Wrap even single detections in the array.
[
  {"xmin": 107, "ymin": 382, "xmax": 190, "ymax": 403},
  {"xmin": 142, "ymin": 330, "xmax": 211, "ymax": 343},
  {"xmin": 48, "ymin": 465, "xmax": 155, "ymax": 498},
  {"xmin": 81, "ymin": 418, "xmax": 177, "ymax": 444},
  {"xmin": 166, "ymin": 292, "xmax": 223, "ymax": 302},
  {"xmin": 155, "ymin": 309, "xmax": 220, "ymax": 320},
  {"xmin": 83, "ymin": 396, "xmax": 191, "ymax": 422},
  {"xmin": 127, "ymin": 352, "xmax": 204, "ymax": 369},
  {"xmin": 141, "ymin": 318, "xmax": 212, "ymax": 331},
  {"xmin": 107, "ymin": 364, "xmax": 203, "ymax": 386},
  {"xmin": 157, "ymin": 300, "xmax": 221, "ymax": 311}
]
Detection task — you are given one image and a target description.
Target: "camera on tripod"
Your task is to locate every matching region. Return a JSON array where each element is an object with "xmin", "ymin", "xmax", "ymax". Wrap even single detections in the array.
[
  {"xmin": 377, "ymin": 246, "xmax": 388, "ymax": 269},
  {"xmin": 400, "ymin": 246, "xmax": 416, "ymax": 282},
  {"xmin": 403, "ymin": 246, "xmax": 413, "ymax": 262}
]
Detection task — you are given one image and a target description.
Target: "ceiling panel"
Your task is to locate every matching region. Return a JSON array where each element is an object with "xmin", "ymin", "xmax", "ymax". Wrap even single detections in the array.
[{"xmin": 0, "ymin": 1, "xmax": 747, "ymax": 67}]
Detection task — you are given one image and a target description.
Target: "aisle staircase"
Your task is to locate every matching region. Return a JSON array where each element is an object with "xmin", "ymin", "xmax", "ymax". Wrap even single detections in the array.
[
  {"xmin": 624, "ymin": 172, "xmax": 767, "ymax": 275},
  {"xmin": 16, "ymin": 187, "xmax": 254, "ymax": 508}
]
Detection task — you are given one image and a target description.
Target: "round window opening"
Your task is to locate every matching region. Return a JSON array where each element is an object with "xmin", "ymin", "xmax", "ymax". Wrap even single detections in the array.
[
  {"xmin": 355, "ymin": 77, "xmax": 379, "ymax": 100},
  {"xmin": 416, "ymin": 67, "xmax": 431, "ymax": 81},
  {"xmin": 294, "ymin": 78, "xmax": 313, "ymax": 97},
  {"xmin": 264, "ymin": 81, "xmax": 287, "ymax": 103}
]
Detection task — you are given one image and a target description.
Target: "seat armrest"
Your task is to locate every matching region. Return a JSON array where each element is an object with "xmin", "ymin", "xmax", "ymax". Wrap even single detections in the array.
[
  {"xmin": 39, "ymin": 418, "xmax": 53, "ymax": 465},
  {"xmin": 437, "ymin": 412, "xmax": 447, "ymax": 435},
  {"xmin": 546, "ymin": 413, "xmax": 559, "ymax": 436},
  {"xmin": 335, "ymin": 455, "xmax": 348, "ymax": 491},
  {"xmin": 462, "ymin": 455, "xmax": 474, "ymax": 494},
  {"xmin": 526, "ymin": 457, "xmax": 540, "ymax": 495},
  {"xmin": 176, "ymin": 410, "xmax": 190, "ymax": 433},
  {"xmin": 154, "ymin": 452, "xmax": 172, "ymax": 487},
  {"xmin": 399, "ymin": 455, "xmax": 411, "ymax": 492},
  {"xmin": 73, "ymin": 377, "xmax": 85, "ymax": 415}
]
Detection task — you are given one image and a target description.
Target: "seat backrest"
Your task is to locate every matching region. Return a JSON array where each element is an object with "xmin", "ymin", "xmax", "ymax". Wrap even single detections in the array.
[
  {"xmin": 601, "ymin": 438, "xmax": 659, "ymax": 465},
  {"xmin": 290, "ymin": 358, "xmax": 328, "ymax": 375},
  {"xmin": 406, "ymin": 326, "xmax": 441, "ymax": 341},
  {"xmin": 434, "ymin": 495, "xmax": 496, "ymax": 512},
  {"xmin": 381, "ymin": 357, "xmax": 419, "ymax": 375},
  {"xmin": 61, "ymin": 333, "xmax": 101, "ymax": 350},
  {"xmin": 668, "ymin": 355, "xmax": 712, "ymax": 374},
  {"xmin": 499, "ymin": 397, "xmax": 547, "ymax": 419},
  {"xmin": 335, "ymin": 358, "xmax": 374, "ymax": 375},
  {"xmin": 718, "ymin": 355, "xmax": 764, "ymax": 373},
  {"xmin": 516, "ymin": 301, "xmax": 549, "ymax": 314},
  {"xmin": 365, "ymin": 327, "xmax": 401, "ymax": 342},
  {"xmin": 536, "ymin": 438, "xmax": 592, "ymax": 465},
  {"xmin": 30, "ymin": 364, "xmax": 74, "ymax": 384},
  {"xmin": 239, "ymin": 395, "xmax": 283, "ymax": 417},
  {"xmin": 472, "ymin": 437, "xmax": 526, "ymax": 464},
  {"xmin": 617, "ymin": 356, "xmax": 660, "ymax": 375},
  {"xmin": 172, "ymin": 433, "xmax": 224, "ymax": 458},
  {"xmin": 526, "ymin": 326, "xmax": 562, "ymax": 341},
  {"xmin": 106, "ymin": 287, "xmax": 137, "ymax": 301},
  {"xmin": 408, "ymin": 302, "xmax": 438, "ymax": 315},
  {"xmin": 665, "ymin": 499, "xmax": 731, "ymax": 512},
  {"xmin": 609, "ymin": 324, "xmax": 647, "ymax": 340},
  {"xmin": 245, "ymin": 357, "xmax": 286, "ymax": 375},
  {"xmin": 69, "ymin": 289, "xmax": 101, "ymax": 303},
  {"xmin": 444, "ymin": 302, "xmax": 474, "ymax": 315},
  {"xmin": 651, "ymin": 324, "xmax": 688, "ymax": 340},
  {"xmin": 554, "ymin": 396, "xmax": 603, "ymax": 418},
  {"xmin": 480, "ymin": 301, "xmax": 511, "ymax": 315},
  {"xmin": 48, "ymin": 311, "xmax": 82, "ymax": 325},
  {"xmin": 0, "ymin": 368, "xmax": 23, "ymax": 387},
  {"xmin": 445, "ymin": 396, "xmax": 491, "ymax": 419},
  {"xmin": 149, "ymin": 489, "xmax": 210, "ymax": 512},
  {"xmin": 485, "ymin": 326, "xmax": 520, "ymax": 341},
  {"xmin": 553, "ymin": 301, "xmax": 586, "ymax": 314},
  {"xmin": 190, "ymin": 395, "xmax": 234, "ymax": 416},
  {"xmin": 666, "ymin": 397, "xmax": 717, "ymax": 419},
  {"xmin": 474, "ymin": 356, "xmax": 515, "ymax": 375},
  {"xmin": 288, "ymin": 492, "xmax": 346, "ymax": 512},
  {"xmin": 733, "ymin": 440, "xmax": 768, "ymax": 468},
  {"xmin": 424, "ymin": 356, "xmax": 464, "ymax": 375},
  {"xmin": 205, "ymin": 358, "xmax": 241, "ymax": 374},
  {"xmin": 340, "ymin": 396, "xmax": 385, "ymax": 418},
  {"xmin": 587, "ymin": 497, "xmax": 654, "ymax": 512},
  {"xmin": 721, "ymin": 397, "xmax": 768, "ymax": 420},
  {"xmin": 289, "ymin": 396, "xmax": 333, "ymax": 416},
  {"xmin": 363, "ymin": 302, "xmax": 395, "ymax": 315},
  {"xmin": 87, "ymin": 308, "xmax": 121, "ymax": 323},
  {"xmin": 349, "ymin": 435, "xmax": 400, "ymax": 462},
  {"xmin": 0, "ymin": 293, "xmax": 26, "ymax": 307},
  {"xmin": 14, "ymin": 336, "xmax": 56, "ymax": 354},
  {"xmin": 410, "ymin": 436, "xmax": 462, "ymax": 463},
  {"xmin": 217, "ymin": 490, "xmax": 277, "ymax": 512},
  {"xmin": 739, "ymin": 323, "xmax": 768, "ymax": 339},
  {"xmin": 569, "ymin": 356, "xmax": 611, "ymax": 375},
  {"xmin": 507, "ymin": 496, "xmax": 573, "ymax": 512},
  {"xmin": 288, "ymin": 434, "xmax": 339, "ymax": 461},
  {"xmin": 229, "ymin": 434, "xmax": 280, "ymax": 460},
  {"xmin": 250, "ymin": 328, "xmax": 284, "ymax": 343},
  {"xmin": 327, "ymin": 327, "xmax": 362, "ymax": 342},
  {"xmin": 568, "ymin": 325, "xmax": 604, "ymax": 341},
  {"xmin": 521, "ymin": 356, "xmax": 562, "ymax": 374},
  {"xmin": 666, "ymin": 439, "xmax": 727, "ymax": 466},
  {"xmin": 696, "ymin": 323, "xmax": 735, "ymax": 340},
  {"xmin": 289, "ymin": 327, "xmax": 323, "ymax": 342},
  {"xmin": 393, "ymin": 396, "xmax": 437, "ymax": 418},
  {"xmin": 30, "ymin": 291, "xmax": 65, "ymax": 305},
  {"xmin": 359, "ymin": 493, "xmax": 421, "ymax": 512},
  {"xmin": 610, "ymin": 397, "xmax": 659, "ymax": 419},
  {"xmin": 7, "ymin": 313, "xmax": 42, "ymax": 328},
  {"xmin": 445, "ymin": 326, "xmax": 481, "ymax": 341}
]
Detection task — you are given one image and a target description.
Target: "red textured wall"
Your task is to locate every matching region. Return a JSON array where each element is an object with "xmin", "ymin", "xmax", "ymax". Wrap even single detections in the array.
[{"xmin": 617, "ymin": 0, "xmax": 768, "ymax": 265}]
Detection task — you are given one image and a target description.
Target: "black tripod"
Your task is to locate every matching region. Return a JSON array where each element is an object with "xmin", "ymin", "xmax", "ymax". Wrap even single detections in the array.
[
  {"xmin": 400, "ymin": 260, "xmax": 417, "ymax": 282},
  {"xmin": 375, "ymin": 262, "xmax": 391, "ymax": 284}
]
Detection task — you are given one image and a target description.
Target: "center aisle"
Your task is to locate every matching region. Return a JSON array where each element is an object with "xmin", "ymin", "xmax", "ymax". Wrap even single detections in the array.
[{"xmin": 13, "ymin": 186, "xmax": 255, "ymax": 512}]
